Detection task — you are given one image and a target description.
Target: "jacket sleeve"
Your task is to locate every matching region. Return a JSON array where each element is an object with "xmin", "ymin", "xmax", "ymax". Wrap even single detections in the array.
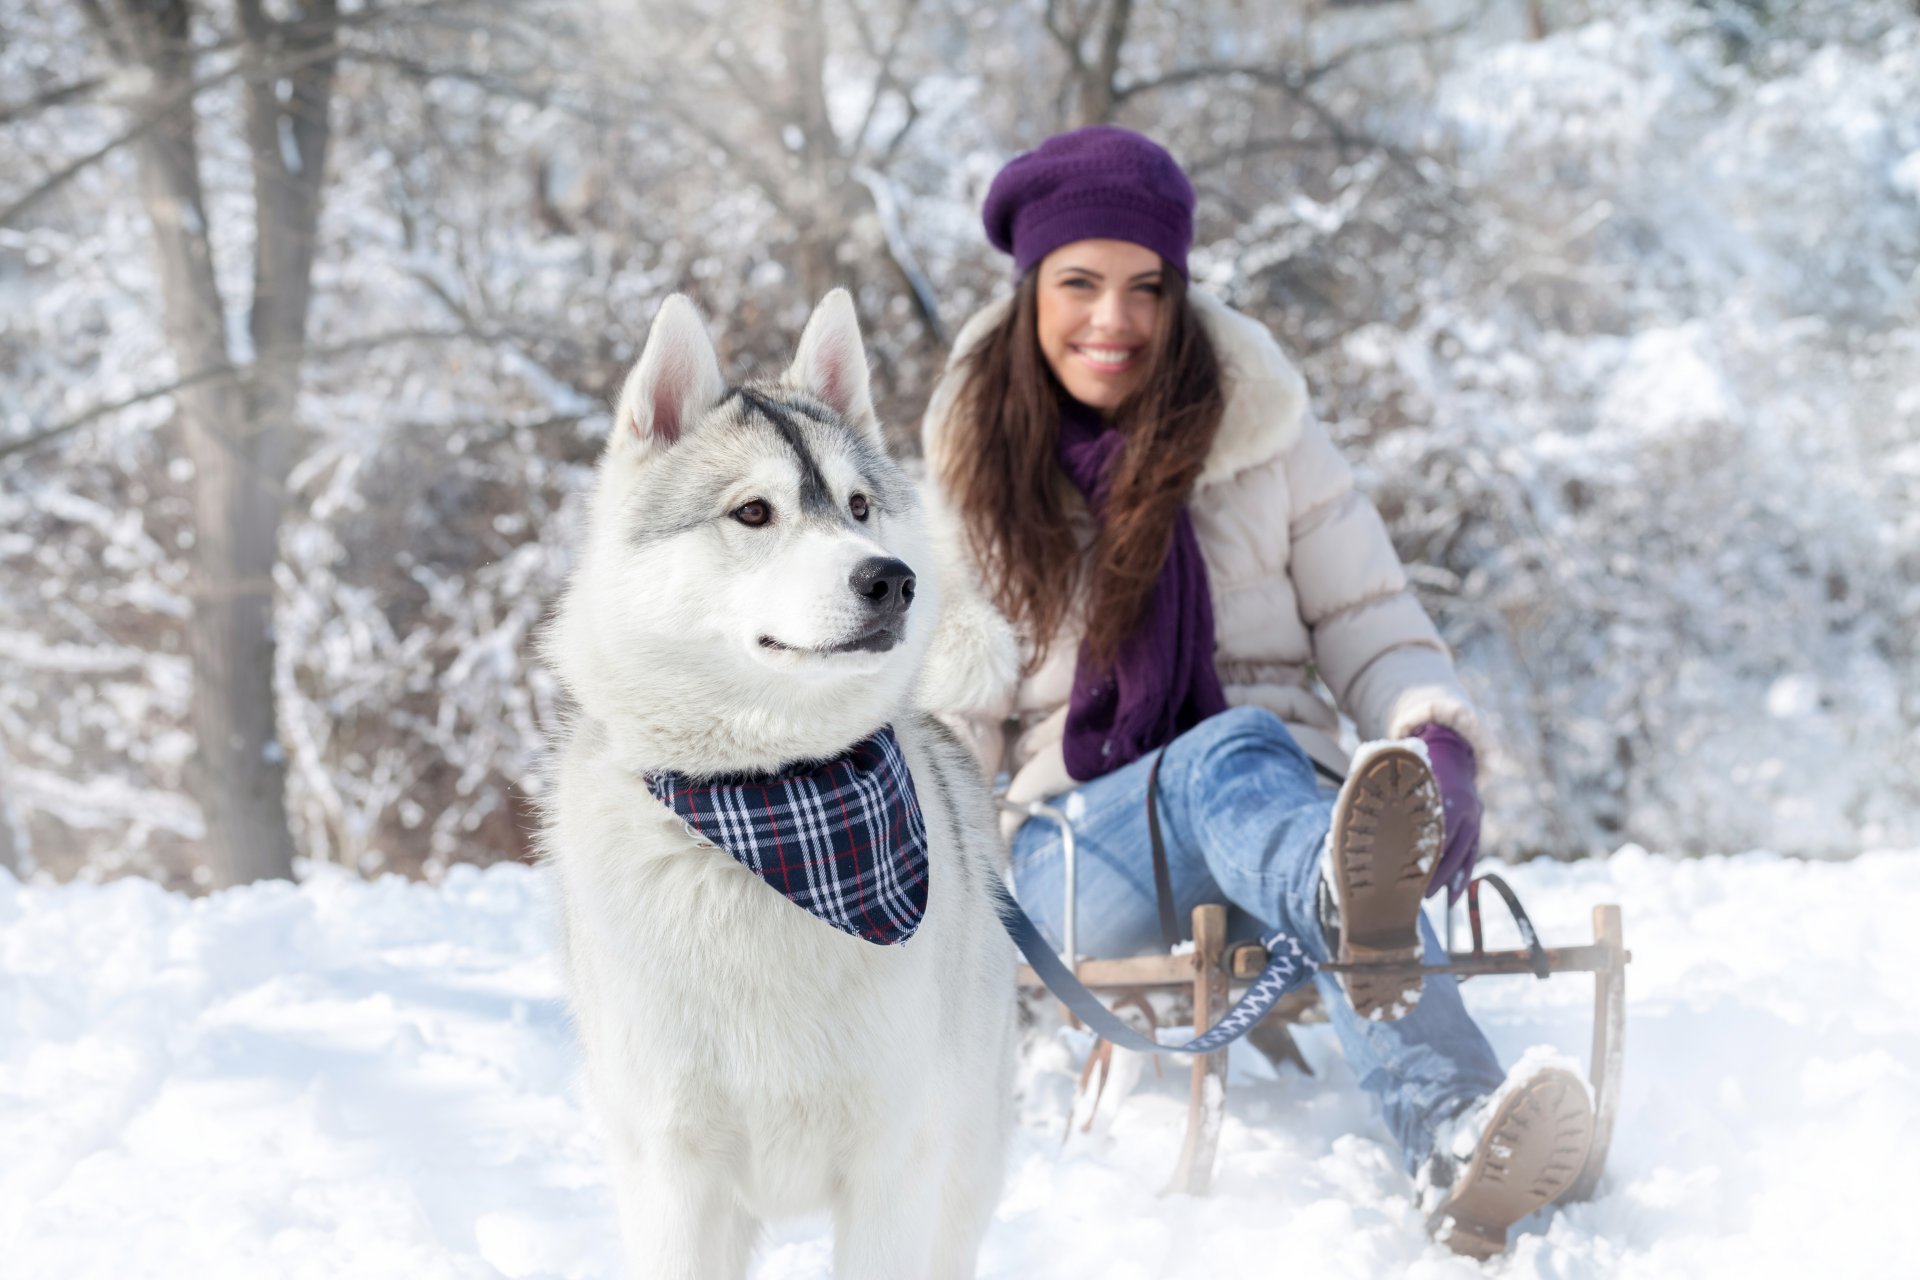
[{"xmin": 1282, "ymin": 415, "xmax": 1489, "ymax": 759}]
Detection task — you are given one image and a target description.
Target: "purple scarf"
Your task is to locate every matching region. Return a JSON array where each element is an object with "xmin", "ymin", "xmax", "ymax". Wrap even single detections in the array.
[{"xmin": 1057, "ymin": 399, "xmax": 1227, "ymax": 781}]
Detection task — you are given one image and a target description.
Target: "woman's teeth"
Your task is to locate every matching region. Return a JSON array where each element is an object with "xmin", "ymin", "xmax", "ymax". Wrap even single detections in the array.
[{"xmin": 1079, "ymin": 347, "xmax": 1135, "ymax": 369}]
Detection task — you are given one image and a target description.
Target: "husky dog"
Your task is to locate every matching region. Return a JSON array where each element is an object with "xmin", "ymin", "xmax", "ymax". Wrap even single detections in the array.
[{"xmin": 541, "ymin": 290, "xmax": 1019, "ymax": 1279}]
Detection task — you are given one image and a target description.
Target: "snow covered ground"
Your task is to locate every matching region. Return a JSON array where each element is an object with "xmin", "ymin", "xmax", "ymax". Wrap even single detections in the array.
[{"xmin": 2, "ymin": 848, "xmax": 1914, "ymax": 1278}]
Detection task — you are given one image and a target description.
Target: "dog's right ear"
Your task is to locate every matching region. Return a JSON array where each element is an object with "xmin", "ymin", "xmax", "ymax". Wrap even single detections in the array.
[{"xmin": 612, "ymin": 294, "xmax": 726, "ymax": 453}]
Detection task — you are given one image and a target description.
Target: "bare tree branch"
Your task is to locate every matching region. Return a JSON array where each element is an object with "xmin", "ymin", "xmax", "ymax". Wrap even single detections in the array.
[
  {"xmin": 878, "ymin": 91, "xmax": 922, "ymax": 168},
  {"xmin": 853, "ymin": 166, "xmax": 946, "ymax": 346},
  {"xmin": 346, "ymin": 50, "xmax": 573, "ymax": 115},
  {"xmin": 1042, "ymin": 0, "xmax": 1085, "ymax": 74},
  {"xmin": 3, "ymin": 0, "xmax": 501, "ymax": 230},
  {"xmin": 0, "ymin": 327, "xmax": 522, "ymax": 465},
  {"xmin": 1088, "ymin": 0, "xmax": 1134, "ymax": 121},
  {"xmin": 74, "ymin": 0, "xmax": 134, "ymax": 63},
  {"xmin": 0, "ymin": 74, "xmax": 109, "ymax": 126},
  {"xmin": 0, "ymin": 55, "xmax": 243, "ymax": 230},
  {"xmin": 848, "ymin": 0, "xmax": 921, "ymax": 161},
  {"xmin": 1301, "ymin": 17, "xmax": 1475, "ymax": 85},
  {"xmin": 1114, "ymin": 18, "xmax": 1471, "ymax": 104},
  {"xmin": 650, "ymin": 94, "xmax": 801, "ymax": 222},
  {"xmin": 1185, "ymin": 134, "xmax": 1347, "ymax": 176},
  {"xmin": 1113, "ymin": 59, "xmax": 1295, "ymax": 102}
]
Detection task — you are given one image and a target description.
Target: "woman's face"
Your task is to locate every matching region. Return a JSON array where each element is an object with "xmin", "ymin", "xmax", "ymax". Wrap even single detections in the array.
[{"xmin": 1034, "ymin": 239, "xmax": 1165, "ymax": 413}]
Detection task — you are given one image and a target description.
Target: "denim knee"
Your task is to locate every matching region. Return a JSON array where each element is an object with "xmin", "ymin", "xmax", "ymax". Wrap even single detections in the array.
[
  {"xmin": 1192, "ymin": 705, "xmax": 1313, "ymax": 772},
  {"xmin": 1168, "ymin": 706, "xmax": 1321, "ymax": 817}
]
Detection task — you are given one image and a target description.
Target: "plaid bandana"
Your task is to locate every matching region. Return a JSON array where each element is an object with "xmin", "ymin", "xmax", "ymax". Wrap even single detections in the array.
[{"xmin": 645, "ymin": 726, "xmax": 930, "ymax": 946}]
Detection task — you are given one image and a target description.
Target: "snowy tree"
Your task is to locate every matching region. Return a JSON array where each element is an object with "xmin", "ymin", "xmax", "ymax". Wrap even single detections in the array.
[{"xmin": 2, "ymin": 0, "xmax": 1914, "ymax": 884}]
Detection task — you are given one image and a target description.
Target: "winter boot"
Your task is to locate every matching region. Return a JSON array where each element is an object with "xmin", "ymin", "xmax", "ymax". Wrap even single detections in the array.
[
  {"xmin": 1419, "ymin": 1061, "xmax": 1596, "ymax": 1260},
  {"xmin": 1324, "ymin": 742, "xmax": 1443, "ymax": 1021}
]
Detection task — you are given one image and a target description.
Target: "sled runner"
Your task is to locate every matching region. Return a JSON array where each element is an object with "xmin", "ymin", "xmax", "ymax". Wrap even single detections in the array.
[{"xmin": 1009, "ymin": 799, "xmax": 1630, "ymax": 1199}]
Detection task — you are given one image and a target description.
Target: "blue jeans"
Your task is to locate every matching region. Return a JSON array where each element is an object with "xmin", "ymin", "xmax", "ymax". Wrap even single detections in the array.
[{"xmin": 1010, "ymin": 706, "xmax": 1505, "ymax": 1173}]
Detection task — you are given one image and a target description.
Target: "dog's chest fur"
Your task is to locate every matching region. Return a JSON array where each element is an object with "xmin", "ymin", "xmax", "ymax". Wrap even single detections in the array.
[{"xmin": 549, "ymin": 715, "xmax": 997, "ymax": 1216}]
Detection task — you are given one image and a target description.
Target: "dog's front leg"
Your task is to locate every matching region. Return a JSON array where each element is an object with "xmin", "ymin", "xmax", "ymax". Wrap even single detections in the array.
[
  {"xmin": 607, "ymin": 1139, "xmax": 756, "ymax": 1280},
  {"xmin": 831, "ymin": 1150, "xmax": 943, "ymax": 1280}
]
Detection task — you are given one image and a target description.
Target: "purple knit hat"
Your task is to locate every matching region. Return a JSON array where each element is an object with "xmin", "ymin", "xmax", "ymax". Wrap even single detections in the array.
[{"xmin": 982, "ymin": 126, "xmax": 1195, "ymax": 279}]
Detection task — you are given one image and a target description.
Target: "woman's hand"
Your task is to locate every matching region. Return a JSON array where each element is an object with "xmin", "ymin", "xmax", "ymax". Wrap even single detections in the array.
[{"xmin": 1411, "ymin": 723, "xmax": 1481, "ymax": 901}]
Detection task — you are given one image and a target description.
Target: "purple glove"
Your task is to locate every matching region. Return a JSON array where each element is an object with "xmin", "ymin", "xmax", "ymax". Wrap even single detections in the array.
[{"xmin": 1411, "ymin": 723, "xmax": 1481, "ymax": 902}]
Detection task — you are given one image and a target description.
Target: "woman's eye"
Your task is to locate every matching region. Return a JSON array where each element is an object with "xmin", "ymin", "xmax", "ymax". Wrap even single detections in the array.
[
  {"xmin": 849, "ymin": 493, "xmax": 870, "ymax": 521},
  {"xmin": 733, "ymin": 500, "xmax": 772, "ymax": 527}
]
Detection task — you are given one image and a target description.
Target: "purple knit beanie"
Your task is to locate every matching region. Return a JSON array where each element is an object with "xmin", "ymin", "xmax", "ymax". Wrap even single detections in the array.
[{"xmin": 982, "ymin": 126, "xmax": 1195, "ymax": 279}]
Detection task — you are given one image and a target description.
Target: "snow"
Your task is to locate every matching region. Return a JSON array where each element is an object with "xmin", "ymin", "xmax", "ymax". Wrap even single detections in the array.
[{"xmin": 4, "ymin": 848, "xmax": 1915, "ymax": 1277}]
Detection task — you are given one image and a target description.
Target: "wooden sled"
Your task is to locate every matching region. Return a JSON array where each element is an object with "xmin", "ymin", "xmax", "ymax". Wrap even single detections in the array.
[{"xmin": 1010, "ymin": 802, "xmax": 1629, "ymax": 1199}]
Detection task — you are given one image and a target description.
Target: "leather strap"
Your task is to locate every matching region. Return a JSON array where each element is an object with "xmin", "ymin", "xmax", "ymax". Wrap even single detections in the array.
[{"xmin": 1144, "ymin": 746, "xmax": 1182, "ymax": 951}]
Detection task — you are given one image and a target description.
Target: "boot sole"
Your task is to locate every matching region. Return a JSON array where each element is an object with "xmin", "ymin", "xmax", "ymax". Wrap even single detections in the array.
[
  {"xmin": 1329, "ymin": 746, "xmax": 1442, "ymax": 1021},
  {"xmin": 1429, "ymin": 1067, "xmax": 1596, "ymax": 1260}
]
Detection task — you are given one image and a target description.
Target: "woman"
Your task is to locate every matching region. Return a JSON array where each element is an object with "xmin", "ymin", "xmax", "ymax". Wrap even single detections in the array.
[{"xmin": 922, "ymin": 126, "xmax": 1594, "ymax": 1258}]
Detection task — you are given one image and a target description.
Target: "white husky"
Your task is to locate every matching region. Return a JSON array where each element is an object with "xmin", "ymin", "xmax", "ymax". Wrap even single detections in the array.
[{"xmin": 541, "ymin": 290, "xmax": 1019, "ymax": 1279}]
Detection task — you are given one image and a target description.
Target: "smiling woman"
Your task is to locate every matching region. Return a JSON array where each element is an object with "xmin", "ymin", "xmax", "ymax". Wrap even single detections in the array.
[{"xmin": 920, "ymin": 125, "xmax": 1594, "ymax": 1258}]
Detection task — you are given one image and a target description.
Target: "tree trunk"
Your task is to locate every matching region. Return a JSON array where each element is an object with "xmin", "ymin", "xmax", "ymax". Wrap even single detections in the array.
[
  {"xmin": 784, "ymin": 0, "xmax": 845, "ymax": 302},
  {"xmin": 0, "ymin": 750, "xmax": 20, "ymax": 875},
  {"xmin": 1077, "ymin": 0, "xmax": 1133, "ymax": 125},
  {"xmin": 1042, "ymin": 0, "xmax": 1136, "ymax": 126},
  {"xmin": 91, "ymin": 0, "xmax": 339, "ymax": 887},
  {"xmin": 229, "ymin": 0, "xmax": 338, "ymax": 886}
]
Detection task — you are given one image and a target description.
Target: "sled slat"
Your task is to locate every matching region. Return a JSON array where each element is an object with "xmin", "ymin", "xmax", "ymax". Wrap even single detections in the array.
[
  {"xmin": 1017, "ymin": 951, "xmax": 1194, "ymax": 990},
  {"xmin": 1164, "ymin": 905, "xmax": 1228, "ymax": 1197},
  {"xmin": 1566, "ymin": 905, "xmax": 1625, "ymax": 1201}
]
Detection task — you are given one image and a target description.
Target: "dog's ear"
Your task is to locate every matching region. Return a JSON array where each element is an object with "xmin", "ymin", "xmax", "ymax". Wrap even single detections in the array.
[
  {"xmin": 613, "ymin": 294, "xmax": 726, "ymax": 452},
  {"xmin": 787, "ymin": 289, "xmax": 879, "ymax": 439}
]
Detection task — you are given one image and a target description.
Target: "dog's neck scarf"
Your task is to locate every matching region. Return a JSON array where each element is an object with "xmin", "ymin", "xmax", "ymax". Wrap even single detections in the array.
[{"xmin": 644, "ymin": 726, "xmax": 929, "ymax": 946}]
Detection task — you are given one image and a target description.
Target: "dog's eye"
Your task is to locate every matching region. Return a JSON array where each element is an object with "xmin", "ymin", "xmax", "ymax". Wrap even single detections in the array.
[
  {"xmin": 732, "ymin": 500, "xmax": 772, "ymax": 527},
  {"xmin": 849, "ymin": 493, "xmax": 869, "ymax": 522}
]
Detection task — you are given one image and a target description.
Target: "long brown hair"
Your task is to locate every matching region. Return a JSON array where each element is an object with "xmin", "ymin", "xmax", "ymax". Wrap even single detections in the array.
[{"xmin": 940, "ymin": 265, "xmax": 1227, "ymax": 673}]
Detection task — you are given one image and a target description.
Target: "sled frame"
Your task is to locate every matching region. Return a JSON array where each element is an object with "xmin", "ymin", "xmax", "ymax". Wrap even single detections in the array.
[{"xmin": 1010, "ymin": 803, "xmax": 1629, "ymax": 1198}]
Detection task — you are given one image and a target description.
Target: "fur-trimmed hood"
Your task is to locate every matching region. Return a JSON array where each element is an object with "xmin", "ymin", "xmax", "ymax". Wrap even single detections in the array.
[{"xmin": 930, "ymin": 287, "xmax": 1310, "ymax": 490}]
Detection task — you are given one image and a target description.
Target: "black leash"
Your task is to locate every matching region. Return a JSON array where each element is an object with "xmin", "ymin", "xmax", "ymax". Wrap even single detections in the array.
[
  {"xmin": 1145, "ymin": 747, "xmax": 1182, "ymax": 951},
  {"xmin": 1001, "ymin": 891, "xmax": 1320, "ymax": 1056}
]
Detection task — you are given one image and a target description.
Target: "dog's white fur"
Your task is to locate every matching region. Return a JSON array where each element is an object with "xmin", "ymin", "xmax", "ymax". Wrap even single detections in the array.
[{"xmin": 541, "ymin": 291, "xmax": 1018, "ymax": 1278}]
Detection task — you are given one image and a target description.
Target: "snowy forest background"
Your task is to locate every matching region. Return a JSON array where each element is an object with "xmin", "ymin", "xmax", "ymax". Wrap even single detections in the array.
[{"xmin": 1, "ymin": 0, "xmax": 1915, "ymax": 892}]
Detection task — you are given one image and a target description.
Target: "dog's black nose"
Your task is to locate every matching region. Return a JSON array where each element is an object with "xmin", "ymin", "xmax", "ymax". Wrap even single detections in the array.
[{"xmin": 850, "ymin": 556, "xmax": 916, "ymax": 616}]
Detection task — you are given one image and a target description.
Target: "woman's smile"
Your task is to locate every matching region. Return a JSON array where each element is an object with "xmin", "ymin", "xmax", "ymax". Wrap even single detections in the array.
[{"xmin": 1071, "ymin": 342, "xmax": 1145, "ymax": 374}]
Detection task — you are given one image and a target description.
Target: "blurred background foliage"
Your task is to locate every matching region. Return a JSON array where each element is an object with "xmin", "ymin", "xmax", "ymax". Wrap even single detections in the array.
[{"xmin": 1, "ymin": 0, "xmax": 1915, "ymax": 889}]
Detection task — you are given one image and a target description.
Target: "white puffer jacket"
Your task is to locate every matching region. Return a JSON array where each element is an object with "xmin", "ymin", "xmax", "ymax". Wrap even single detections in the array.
[{"xmin": 920, "ymin": 289, "xmax": 1486, "ymax": 831}]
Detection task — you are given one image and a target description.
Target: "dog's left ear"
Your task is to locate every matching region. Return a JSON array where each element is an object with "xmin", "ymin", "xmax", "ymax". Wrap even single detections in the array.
[
  {"xmin": 787, "ymin": 289, "xmax": 879, "ymax": 441},
  {"xmin": 612, "ymin": 293, "xmax": 727, "ymax": 455}
]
